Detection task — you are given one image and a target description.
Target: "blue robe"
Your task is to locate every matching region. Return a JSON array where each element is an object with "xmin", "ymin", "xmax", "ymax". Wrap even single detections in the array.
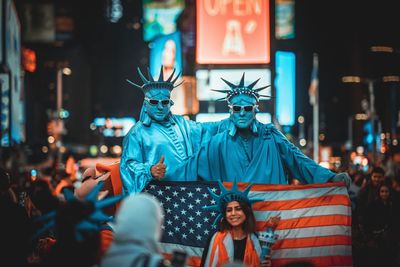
[
  {"xmin": 120, "ymin": 115, "xmax": 209, "ymax": 194},
  {"xmin": 166, "ymin": 119, "xmax": 335, "ymax": 184}
]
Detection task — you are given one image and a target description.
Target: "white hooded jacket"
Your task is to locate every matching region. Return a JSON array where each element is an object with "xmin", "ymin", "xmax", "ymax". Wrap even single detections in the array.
[{"xmin": 100, "ymin": 193, "xmax": 165, "ymax": 267}]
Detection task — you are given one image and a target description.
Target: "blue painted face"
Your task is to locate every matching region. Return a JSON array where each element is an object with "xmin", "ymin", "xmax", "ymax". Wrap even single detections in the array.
[
  {"xmin": 144, "ymin": 89, "xmax": 173, "ymax": 122},
  {"xmin": 229, "ymin": 94, "xmax": 258, "ymax": 129}
]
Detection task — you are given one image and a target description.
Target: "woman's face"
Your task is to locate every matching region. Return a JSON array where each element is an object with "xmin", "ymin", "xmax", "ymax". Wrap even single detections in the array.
[
  {"xmin": 379, "ymin": 185, "xmax": 390, "ymax": 201},
  {"xmin": 225, "ymin": 201, "xmax": 246, "ymax": 228}
]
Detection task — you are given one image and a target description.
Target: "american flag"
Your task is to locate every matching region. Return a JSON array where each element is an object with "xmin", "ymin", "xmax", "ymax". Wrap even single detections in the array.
[
  {"xmin": 145, "ymin": 181, "xmax": 352, "ymax": 267},
  {"xmin": 144, "ymin": 181, "xmax": 219, "ymax": 266}
]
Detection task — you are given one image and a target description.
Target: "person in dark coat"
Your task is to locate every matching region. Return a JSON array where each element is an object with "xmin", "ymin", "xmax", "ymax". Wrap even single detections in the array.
[{"xmin": 363, "ymin": 182, "xmax": 399, "ymax": 266}]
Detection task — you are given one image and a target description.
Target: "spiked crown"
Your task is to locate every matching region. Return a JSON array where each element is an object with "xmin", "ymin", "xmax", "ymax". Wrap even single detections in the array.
[
  {"xmin": 204, "ymin": 181, "xmax": 263, "ymax": 226},
  {"xmin": 212, "ymin": 73, "xmax": 271, "ymax": 102},
  {"xmin": 33, "ymin": 180, "xmax": 124, "ymax": 241},
  {"xmin": 126, "ymin": 66, "xmax": 182, "ymax": 94}
]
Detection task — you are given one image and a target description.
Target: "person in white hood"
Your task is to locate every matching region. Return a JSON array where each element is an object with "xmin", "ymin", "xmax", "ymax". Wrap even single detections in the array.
[{"xmin": 100, "ymin": 193, "xmax": 166, "ymax": 267}]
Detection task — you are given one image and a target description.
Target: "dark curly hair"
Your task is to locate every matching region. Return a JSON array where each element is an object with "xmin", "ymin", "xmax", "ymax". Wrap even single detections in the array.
[{"xmin": 219, "ymin": 200, "xmax": 256, "ymax": 234}]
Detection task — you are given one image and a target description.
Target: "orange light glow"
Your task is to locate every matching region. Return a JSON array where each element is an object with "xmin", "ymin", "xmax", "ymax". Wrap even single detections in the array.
[{"xmin": 22, "ymin": 48, "xmax": 37, "ymax": 72}]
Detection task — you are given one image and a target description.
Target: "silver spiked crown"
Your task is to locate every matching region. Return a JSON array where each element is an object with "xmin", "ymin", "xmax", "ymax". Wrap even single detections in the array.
[
  {"xmin": 126, "ymin": 66, "xmax": 183, "ymax": 94},
  {"xmin": 212, "ymin": 73, "xmax": 271, "ymax": 102}
]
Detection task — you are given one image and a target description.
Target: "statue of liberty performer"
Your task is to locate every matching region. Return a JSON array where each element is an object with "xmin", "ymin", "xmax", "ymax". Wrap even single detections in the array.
[
  {"xmin": 165, "ymin": 74, "xmax": 351, "ymax": 186},
  {"xmin": 120, "ymin": 67, "xmax": 214, "ymax": 195}
]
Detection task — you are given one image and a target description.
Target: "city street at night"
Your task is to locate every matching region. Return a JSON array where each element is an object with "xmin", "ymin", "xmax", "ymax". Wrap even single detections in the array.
[{"xmin": 1, "ymin": 1, "xmax": 400, "ymax": 266}]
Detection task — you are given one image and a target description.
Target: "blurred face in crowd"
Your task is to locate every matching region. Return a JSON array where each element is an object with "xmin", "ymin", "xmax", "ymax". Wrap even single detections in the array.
[
  {"xmin": 144, "ymin": 89, "xmax": 173, "ymax": 122},
  {"xmin": 379, "ymin": 185, "xmax": 390, "ymax": 202},
  {"xmin": 225, "ymin": 201, "xmax": 246, "ymax": 228},
  {"xmin": 229, "ymin": 94, "xmax": 258, "ymax": 129},
  {"xmin": 371, "ymin": 172, "xmax": 384, "ymax": 187},
  {"xmin": 353, "ymin": 173, "xmax": 364, "ymax": 186},
  {"xmin": 392, "ymin": 180, "xmax": 400, "ymax": 193}
]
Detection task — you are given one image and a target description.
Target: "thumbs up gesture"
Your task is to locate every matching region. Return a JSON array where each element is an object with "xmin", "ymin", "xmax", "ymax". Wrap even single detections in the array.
[{"xmin": 151, "ymin": 155, "xmax": 166, "ymax": 179}]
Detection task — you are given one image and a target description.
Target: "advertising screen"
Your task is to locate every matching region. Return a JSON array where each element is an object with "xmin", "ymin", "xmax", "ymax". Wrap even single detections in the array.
[
  {"xmin": 0, "ymin": 3, "xmax": 3, "ymax": 63},
  {"xmin": 169, "ymin": 76, "xmax": 199, "ymax": 115},
  {"xmin": 196, "ymin": 113, "xmax": 271, "ymax": 124},
  {"xmin": 275, "ymin": 0, "xmax": 295, "ymax": 40},
  {"xmin": 143, "ymin": 0, "xmax": 184, "ymax": 42},
  {"xmin": 21, "ymin": 3, "xmax": 55, "ymax": 43},
  {"xmin": 196, "ymin": 0, "xmax": 270, "ymax": 64},
  {"xmin": 6, "ymin": 0, "xmax": 24, "ymax": 144},
  {"xmin": 196, "ymin": 68, "xmax": 271, "ymax": 101},
  {"xmin": 149, "ymin": 31, "xmax": 182, "ymax": 79},
  {"xmin": 0, "ymin": 74, "xmax": 10, "ymax": 146},
  {"xmin": 275, "ymin": 51, "xmax": 295, "ymax": 126},
  {"xmin": 93, "ymin": 117, "xmax": 136, "ymax": 138}
]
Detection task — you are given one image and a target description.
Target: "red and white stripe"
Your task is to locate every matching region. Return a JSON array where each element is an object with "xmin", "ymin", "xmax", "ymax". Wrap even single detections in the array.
[{"xmin": 249, "ymin": 182, "xmax": 352, "ymax": 267}]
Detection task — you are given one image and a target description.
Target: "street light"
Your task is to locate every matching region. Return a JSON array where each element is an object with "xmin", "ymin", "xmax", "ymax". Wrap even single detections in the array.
[
  {"xmin": 370, "ymin": 46, "xmax": 400, "ymax": 54},
  {"xmin": 56, "ymin": 67, "xmax": 72, "ymax": 168},
  {"xmin": 342, "ymin": 76, "xmax": 378, "ymax": 163},
  {"xmin": 342, "ymin": 74, "xmax": 400, "ymax": 163}
]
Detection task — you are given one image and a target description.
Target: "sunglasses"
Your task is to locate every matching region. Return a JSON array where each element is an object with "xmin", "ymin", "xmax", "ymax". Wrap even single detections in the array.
[
  {"xmin": 145, "ymin": 98, "xmax": 172, "ymax": 106},
  {"xmin": 229, "ymin": 105, "xmax": 257, "ymax": 112}
]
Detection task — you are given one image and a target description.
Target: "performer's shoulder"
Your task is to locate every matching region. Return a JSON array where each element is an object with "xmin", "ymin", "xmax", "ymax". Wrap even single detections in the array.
[
  {"xmin": 261, "ymin": 122, "xmax": 275, "ymax": 129},
  {"xmin": 260, "ymin": 122, "xmax": 280, "ymax": 133},
  {"xmin": 172, "ymin": 115, "xmax": 205, "ymax": 130},
  {"xmin": 256, "ymin": 121, "xmax": 277, "ymax": 139},
  {"xmin": 214, "ymin": 118, "xmax": 232, "ymax": 132},
  {"xmin": 127, "ymin": 121, "xmax": 145, "ymax": 134},
  {"xmin": 171, "ymin": 114, "xmax": 188, "ymax": 124}
]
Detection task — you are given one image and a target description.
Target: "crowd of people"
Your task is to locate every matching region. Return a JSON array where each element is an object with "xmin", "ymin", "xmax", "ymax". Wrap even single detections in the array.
[
  {"xmin": 349, "ymin": 165, "xmax": 400, "ymax": 266},
  {"xmin": 2, "ymin": 66, "xmax": 400, "ymax": 267},
  {"xmin": 2, "ymin": 160, "xmax": 400, "ymax": 267}
]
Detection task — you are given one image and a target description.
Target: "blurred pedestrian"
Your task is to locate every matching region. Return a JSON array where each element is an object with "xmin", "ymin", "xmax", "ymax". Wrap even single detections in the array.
[
  {"xmin": 357, "ymin": 167, "xmax": 385, "ymax": 228},
  {"xmin": 1, "ymin": 168, "xmax": 31, "ymax": 267},
  {"xmin": 100, "ymin": 193, "xmax": 166, "ymax": 267},
  {"xmin": 363, "ymin": 182, "xmax": 399, "ymax": 266}
]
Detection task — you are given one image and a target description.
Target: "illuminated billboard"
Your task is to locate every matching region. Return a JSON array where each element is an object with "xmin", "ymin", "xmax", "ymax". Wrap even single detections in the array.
[
  {"xmin": 93, "ymin": 117, "xmax": 136, "ymax": 138},
  {"xmin": 149, "ymin": 31, "xmax": 182, "ymax": 79},
  {"xmin": 170, "ymin": 76, "xmax": 199, "ymax": 115},
  {"xmin": 196, "ymin": 113, "xmax": 271, "ymax": 124},
  {"xmin": 0, "ymin": 74, "xmax": 10, "ymax": 146},
  {"xmin": 196, "ymin": 0, "xmax": 270, "ymax": 64},
  {"xmin": 1, "ymin": 0, "xmax": 24, "ymax": 146},
  {"xmin": 196, "ymin": 69, "xmax": 271, "ymax": 101},
  {"xmin": 275, "ymin": 0, "xmax": 295, "ymax": 40},
  {"xmin": 21, "ymin": 3, "xmax": 55, "ymax": 43},
  {"xmin": 143, "ymin": 0, "xmax": 184, "ymax": 42},
  {"xmin": 0, "ymin": 3, "xmax": 2, "ymax": 63},
  {"xmin": 275, "ymin": 51, "xmax": 295, "ymax": 126}
]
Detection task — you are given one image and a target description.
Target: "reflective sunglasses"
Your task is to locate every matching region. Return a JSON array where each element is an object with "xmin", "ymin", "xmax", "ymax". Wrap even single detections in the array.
[
  {"xmin": 229, "ymin": 105, "xmax": 257, "ymax": 112},
  {"xmin": 145, "ymin": 98, "xmax": 172, "ymax": 106}
]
